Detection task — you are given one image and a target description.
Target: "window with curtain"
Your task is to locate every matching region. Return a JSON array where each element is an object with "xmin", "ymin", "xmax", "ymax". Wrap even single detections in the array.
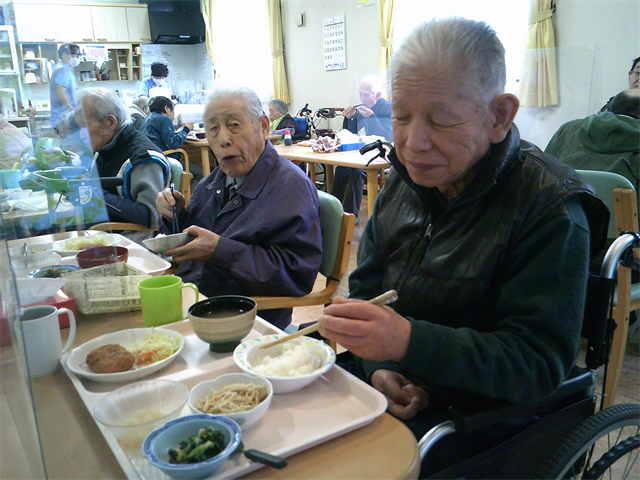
[
  {"xmin": 392, "ymin": 0, "xmax": 530, "ymax": 95},
  {"xmin": 208, "ymin": 0, "xmax": 274, "ymax": 100}
]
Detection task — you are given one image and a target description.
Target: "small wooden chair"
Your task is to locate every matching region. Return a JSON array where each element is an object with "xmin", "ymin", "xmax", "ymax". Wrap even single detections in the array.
[
  {"xmin": 251, "ymin": 191, "xmax": 356, "ymax": 350},
  {"xmin": 164, "ymin": 148, "xmax": 192, "ymax": 205},
  {"xmin": 576, "ymin": 170, "xmax": 638, "ymax": 407}
]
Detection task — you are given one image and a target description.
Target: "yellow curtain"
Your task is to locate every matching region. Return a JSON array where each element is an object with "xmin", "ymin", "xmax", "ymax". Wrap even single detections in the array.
[
  {"xmin": 200, "ymin": 0, "xmax": 217, "ymax": 80},
  {"xmin": 519, "ymin": 0, "xmax": 558, "ymax": 107},
  {"xmin": 267, "ymin": 0, "xmax": 290, "ymax": 103},
  {"xmin": 378, "ymin": 0, "xmax": 395, "ymax": 72}
]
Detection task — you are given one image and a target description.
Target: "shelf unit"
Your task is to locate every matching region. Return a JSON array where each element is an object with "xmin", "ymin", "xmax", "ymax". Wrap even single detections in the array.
[
  {"xmin": 16, "ymin": 44, "xmax": 57, "ymax": 84},
  {"xmin": 113, "ymin": 43, "xmax": 141, "ymax": 82},
  {"xmin": 0, "ymin": 26, "xmax": 19, "ymax": 74}
]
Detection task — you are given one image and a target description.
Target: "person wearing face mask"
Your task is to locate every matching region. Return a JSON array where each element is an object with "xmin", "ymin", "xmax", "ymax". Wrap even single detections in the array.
[
  {"xmin": 49, "ymin": 42, "xmax": 81, "ymax": 131},
  {"xmin": 139, "ymin": 62, "xmax": 170, "ymax": 98}
]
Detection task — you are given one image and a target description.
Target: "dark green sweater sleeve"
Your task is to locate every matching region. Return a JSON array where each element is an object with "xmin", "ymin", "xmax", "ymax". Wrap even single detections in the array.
[{"xmin": 358, "ymin": 196, "xmax": 590, "ymax": 403}]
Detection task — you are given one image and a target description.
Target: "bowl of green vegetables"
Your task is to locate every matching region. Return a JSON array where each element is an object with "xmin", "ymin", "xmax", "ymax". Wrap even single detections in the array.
[{"xmin": 142, "ymin": 414, "xmax": 241, "ymax": 479}]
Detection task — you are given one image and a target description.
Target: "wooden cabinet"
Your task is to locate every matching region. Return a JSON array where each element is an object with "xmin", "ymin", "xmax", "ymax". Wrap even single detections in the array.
[
  {"xmin": 54, "ymin": 5, "xmax": 94, "ymax": 43},
  {"xmin": 126, "ymin": 7, "xmax": 152, "ymax": 43},
  {"xmin": 12, "ymin": 2, "xmax": 150, "ymax": 44},
  {"xmin": 13, "ymin": 3, "xmax": 57, "ymax": 43},
  {"xmin": 91, "ymin": 6, "xmax": 129, "ymax": 43}
]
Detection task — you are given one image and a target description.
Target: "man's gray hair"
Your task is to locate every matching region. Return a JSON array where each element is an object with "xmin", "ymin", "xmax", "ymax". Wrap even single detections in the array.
[
  {"xmin": 269, "ymin": 98, "xmax": 289, "ymax": 116},
  {"xmin": 390, "ymin": 17, "xmax": 506, "ymax": 106},
  {"xmin": 360, "ymin": 75, "xmax": 383, "ymax": 95},
  {"xmin": 205, "ymin": 86, "xmax": 265, "ymax": 125},
  {"xmin": 76, "ymin": 88, "xmax": 131, "ymax": 130}
]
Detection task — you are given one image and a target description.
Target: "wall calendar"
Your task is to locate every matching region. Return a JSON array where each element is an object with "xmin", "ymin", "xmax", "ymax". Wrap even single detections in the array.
[{"xmin": 323, "ymin": 13, "xmax": 346, "ymax": 71}]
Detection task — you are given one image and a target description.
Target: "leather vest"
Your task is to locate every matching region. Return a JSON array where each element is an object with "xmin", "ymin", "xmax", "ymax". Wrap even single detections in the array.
[{"xmin": 374, "ymin": 126, "xmax": 609, "ymax": 330}]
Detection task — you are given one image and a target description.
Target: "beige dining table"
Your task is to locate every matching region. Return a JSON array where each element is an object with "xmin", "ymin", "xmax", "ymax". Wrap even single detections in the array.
[
  {"xmin": 275, "ymin": 144, "xmax": 389, "ymax": 220},
  {"xmin": 5, "ymin": 233, "xmax": 420, "ymax": 480},
  {"xmin": 184, "ymin": 134, "xmax": 283, "ymax": 178}
]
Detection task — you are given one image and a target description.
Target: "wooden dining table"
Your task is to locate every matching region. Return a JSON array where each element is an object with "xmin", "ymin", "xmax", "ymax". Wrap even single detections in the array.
[
  {"xmin": 5, "ymin": 233, "xmax": 421, "ymax": 480},
  {"xmin": 275, "ymin": 144, "xmax": 390, "ymax": 220},
  {"xmin": 183, "ymin": 134, "xmax": 284, "ymax": 178}
]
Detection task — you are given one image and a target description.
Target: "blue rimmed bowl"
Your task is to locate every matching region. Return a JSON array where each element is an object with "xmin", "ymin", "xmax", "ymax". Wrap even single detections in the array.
[{"xmin": 142, "ymin": 414, "xmax": 241, "ymax": 479}]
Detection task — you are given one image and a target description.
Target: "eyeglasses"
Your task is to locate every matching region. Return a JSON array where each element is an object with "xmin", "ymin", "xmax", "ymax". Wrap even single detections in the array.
[
  {"xmin": 69, "ymin": 53, "xmax": 80, "ymax": 58},
  {"xmin": 629, "ymin": 70, "xmax": 640, "ymax": 77},
  {"xmin": 359, "ymin": 91, "xmax": 375, "ymax": 97}
]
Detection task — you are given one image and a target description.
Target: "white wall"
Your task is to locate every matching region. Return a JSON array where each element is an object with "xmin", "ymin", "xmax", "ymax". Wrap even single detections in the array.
[{"xmin": 281, "ymin": 0, "xmax": 640, "ymax": 148}]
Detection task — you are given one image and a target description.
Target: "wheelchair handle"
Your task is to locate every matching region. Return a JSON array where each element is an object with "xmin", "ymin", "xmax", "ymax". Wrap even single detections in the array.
[{"xmin": 600, "ymin": 232, "xmax": 640, "ymax": 280}]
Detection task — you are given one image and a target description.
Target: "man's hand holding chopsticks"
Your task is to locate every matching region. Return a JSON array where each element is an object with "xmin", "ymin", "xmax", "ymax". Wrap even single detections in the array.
[{"xmin": 156, "ymin": 187, "xmax": 186, "ymax": 220}]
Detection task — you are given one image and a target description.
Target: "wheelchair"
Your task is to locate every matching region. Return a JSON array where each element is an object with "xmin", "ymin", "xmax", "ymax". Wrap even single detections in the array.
[{"xmin": 418, "ymin": 232, "xmax": 640, "ymax": 479}]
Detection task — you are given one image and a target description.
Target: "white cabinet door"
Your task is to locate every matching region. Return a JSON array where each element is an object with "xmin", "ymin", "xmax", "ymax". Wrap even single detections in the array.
[
  {"xmin": 13, "ymin": 3, "xmax": 58, "ymax": 42},
  {"xmin": 91, "ymin": 6, "xmax": 129, "ymax": 42},
  {"xmin": 126, "ymin": 7, "xmax": 152, "ymax": 43},
  {"xmin": 55, "ymin": 5, "xmax": 94, "ymax": 43}
]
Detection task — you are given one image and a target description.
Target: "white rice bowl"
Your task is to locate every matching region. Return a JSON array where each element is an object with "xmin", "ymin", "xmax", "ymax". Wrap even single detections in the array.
[{"xmin": 233, "ymin": 335, "xmax": 336, "ymax": 394}]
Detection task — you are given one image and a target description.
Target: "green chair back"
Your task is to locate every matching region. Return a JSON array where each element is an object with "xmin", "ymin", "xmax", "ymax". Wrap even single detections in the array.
[
  {"xmin": 576, "ymin": 170, "xmax": 635, "ymax": 239},
  {"xmin": 166, "ymin": 156, "xmax": 184, "ymax": 187},
  {"xmin": 317, "ymin": 191, "xmax": 344, "ymax": 278}
]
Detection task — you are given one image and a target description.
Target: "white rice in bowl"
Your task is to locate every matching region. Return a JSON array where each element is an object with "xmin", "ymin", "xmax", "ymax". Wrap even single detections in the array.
[{"xmin": 253, "ymin": 340, "xmax": 329, "ymax": 377}]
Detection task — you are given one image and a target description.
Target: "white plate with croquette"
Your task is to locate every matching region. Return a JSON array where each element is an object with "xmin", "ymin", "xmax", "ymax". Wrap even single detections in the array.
[{"xmin": 65, "ymin": 328, "xmax": 185, "ymax": 383}]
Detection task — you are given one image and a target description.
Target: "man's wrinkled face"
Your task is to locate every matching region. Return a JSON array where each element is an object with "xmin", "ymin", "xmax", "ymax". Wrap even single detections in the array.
[
  {"xmin": 204, "ymin": 97, "xmax": 268, "ymax": 178},
  {"xmin": 75, "ymin": 99, "xmax": 118, "ymax": 153},
  {"xmin": 391, "ymin": 66, "xmax": 495, "ymax": 192},
  {"xmin": 359, "ymin": 80, "xmax": 381, "ymax": 109}
]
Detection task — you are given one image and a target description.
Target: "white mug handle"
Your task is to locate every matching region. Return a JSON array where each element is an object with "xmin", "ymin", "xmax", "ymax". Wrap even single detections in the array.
[{"xmin": 59, "ymin": 308, "xmax": 76, "ymax": 354}]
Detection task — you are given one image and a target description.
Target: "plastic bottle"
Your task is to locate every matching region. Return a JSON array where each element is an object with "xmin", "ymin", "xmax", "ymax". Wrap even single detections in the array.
[{"xmin": 284, "ymin": 129, "xmax": 292, "ymax": 146}]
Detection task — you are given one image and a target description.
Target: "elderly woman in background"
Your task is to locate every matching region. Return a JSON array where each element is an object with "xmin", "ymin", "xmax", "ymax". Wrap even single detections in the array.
[
  {"xmin": 129, "ymin": 96, "xmax": 150, "ymax": 131},
  {"xmin": 268, "ymin": 98, "xmax": 297, "ymax": 136},
  {"xmin": 140, "ymin": 96, "xmax": 194, "ymax": 155}
]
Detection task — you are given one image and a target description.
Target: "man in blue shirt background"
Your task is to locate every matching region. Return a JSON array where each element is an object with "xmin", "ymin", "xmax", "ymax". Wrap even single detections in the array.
[
  {"xmin": 139, "ymin": 62, "xmax": 170, "ymax": 98},
  {"xmin": 49, "ymin": 42, "xmax": 80, "ymax": 131}
]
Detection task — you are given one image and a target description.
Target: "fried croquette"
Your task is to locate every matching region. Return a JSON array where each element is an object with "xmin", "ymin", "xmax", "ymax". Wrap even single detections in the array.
[{"xmin": 86, "ymin": 344, "xmax": 135, "ymax": 373}]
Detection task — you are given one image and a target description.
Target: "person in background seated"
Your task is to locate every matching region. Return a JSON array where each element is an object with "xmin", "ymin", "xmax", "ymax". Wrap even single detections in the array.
[
  {"xmin": 129, "ymin": 96, "xmax": 150, "ymax": 131},
  {"xmin": 141, "ymin": 96, "xmax": 194, "ymax": 155},
  {"xmin": 268, "ymin": 98, "xmax": 297, "ymax": 136},
  {"xmin": 138, "ymin": 62, "xmax": 170, "ymax": 98},
  {"xmin": 75, "ymin": 88, "xmax": 170, "ymax": 240},
  {"xmin": 49, "ymin": 42, "xmax": 80, "ymax": 131},
  {"xmin": 547, "ymin": 89, "xmax": 640, "ymax": 212},
  {"xmin": 156, "ymin": 87, "xmax": 323, "ymax": 330},
  {"xmin": 330, "ymin": 75, "xmax": 392, "ymax": 219},
  {"xmin": 318, "ymin": 18, "xmax": 608, "ymax": 476},
  {"xmin": 600, "ymin": 56, "xmax": 639, "ymax": 112},
  {"xmin": 0, "ymin": 117, "xmax": 32, "ymax": 170}
]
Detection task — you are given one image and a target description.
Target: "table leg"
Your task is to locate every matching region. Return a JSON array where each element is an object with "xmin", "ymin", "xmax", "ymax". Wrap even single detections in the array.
[
  {"xmin": 199, "ymin": 146, "xmax": 211, "ymax": 177},
  {"xmin": 365, "ymin": 168, "xmax": 379, "ymax": 220},
  {"xmin": 325, "ymin": 164, "xmax": 334, "ymax": 192}
]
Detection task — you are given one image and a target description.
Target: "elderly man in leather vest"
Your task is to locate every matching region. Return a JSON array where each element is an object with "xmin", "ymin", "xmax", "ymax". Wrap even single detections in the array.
[
  {"xmin": 156, "ymin": 87, "xmax": 322, "ymax": 330},
  {"xmin": 318, "ymin": 18, "xmax": 608, "ymax": 475}
]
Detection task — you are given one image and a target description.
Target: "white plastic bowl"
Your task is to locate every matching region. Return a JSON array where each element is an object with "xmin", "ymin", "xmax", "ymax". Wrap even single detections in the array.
[
  {"xmin": 143, "ymin": 414, "xmax": 241, "ymax": 480},
  {"xmin": 188, "ymin": 373, "xmax": 272, "ymax": 429},
  {"xmin": 233, "ymin": 335, "xmax": 336, "ymax": 394},
  {"xmin": 93, "ymin": 380, "xmax": 189, "ymax": 447}
]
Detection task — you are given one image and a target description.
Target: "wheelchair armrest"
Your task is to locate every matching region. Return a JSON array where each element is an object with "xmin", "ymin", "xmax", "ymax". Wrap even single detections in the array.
[{"xmin": 447, "ymin": 367, "xmax": 593, "ymax": 434}]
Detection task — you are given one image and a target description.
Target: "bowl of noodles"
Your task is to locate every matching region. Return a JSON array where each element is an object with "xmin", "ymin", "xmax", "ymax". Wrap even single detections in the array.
[{"xmin": 187, "ymin": 373, "xmax": 272, "ymax": 430}]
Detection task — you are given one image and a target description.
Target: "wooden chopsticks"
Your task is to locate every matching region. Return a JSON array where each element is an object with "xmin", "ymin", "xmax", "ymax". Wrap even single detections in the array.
[{"xmin": 259, "ymin": 289, "xmax": 398, "ymax": 349}]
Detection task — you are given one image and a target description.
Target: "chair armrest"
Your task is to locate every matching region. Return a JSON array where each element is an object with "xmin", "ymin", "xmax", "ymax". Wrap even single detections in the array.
[{"xmin": 446, "ymin": 367, "xmax": 593, "ymax": 434}]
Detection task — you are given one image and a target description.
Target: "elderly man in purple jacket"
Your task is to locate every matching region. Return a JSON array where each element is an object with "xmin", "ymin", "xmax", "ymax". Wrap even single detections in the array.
[{"xmin": 156, "ymin": 87, "xmax": 323, "ymax": 329}]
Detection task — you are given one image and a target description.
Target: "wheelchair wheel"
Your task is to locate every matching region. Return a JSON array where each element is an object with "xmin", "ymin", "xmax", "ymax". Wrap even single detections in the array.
[{"xmin": 539, "ymin": 403, "xmax": 639, "ymax": 479}]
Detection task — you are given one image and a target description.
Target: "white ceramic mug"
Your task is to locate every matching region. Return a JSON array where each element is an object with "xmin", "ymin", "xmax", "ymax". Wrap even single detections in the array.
[{"xmin": 19, "ymin": 305, "xmax": 76, "ymax": 378}]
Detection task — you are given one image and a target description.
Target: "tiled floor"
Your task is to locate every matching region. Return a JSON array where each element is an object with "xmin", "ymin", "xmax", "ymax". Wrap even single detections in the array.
[{"xmin": 291, "ymin": 197, "xmax": 640, "ymax": 407}]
